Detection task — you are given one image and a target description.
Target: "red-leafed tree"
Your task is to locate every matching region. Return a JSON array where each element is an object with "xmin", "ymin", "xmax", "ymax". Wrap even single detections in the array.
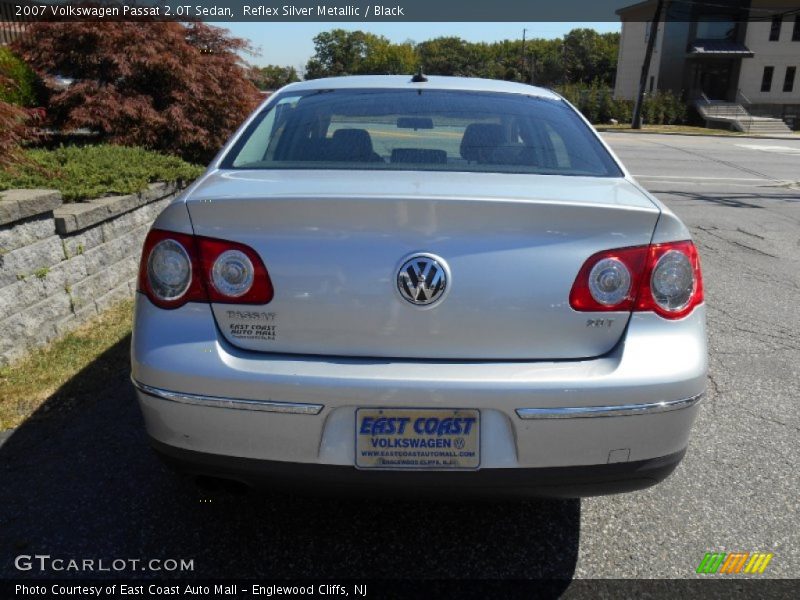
[
  {"xmin": 13, "ymin": 21, "xmax": 261, "ymax": 163},
  {"xmin": 0, "ymin": 74, "xmax": 29, "ymax": 169}
]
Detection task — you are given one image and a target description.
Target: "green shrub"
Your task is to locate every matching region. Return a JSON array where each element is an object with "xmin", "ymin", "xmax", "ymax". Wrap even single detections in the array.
[
  {"xmin": 556, "ymin": 82, "xmax": 631, "ymax": 124},
  {"xmin": 641, "ymin": 91, "xmax": 687, "ymax": 125},
  {"xmin": 555, "ymin": 83, "xmax": 688, "ymax": 125},
  {"xmin": 0, "ymin": 47, "xmax": 38, "ymax": 107},
  {"xmin": 611, "ymin": 97, "xmax": 633, "ymax": 123},
  {"xmin": 0, "ymin": 145, "xmax": 204, "ymax": 202}
]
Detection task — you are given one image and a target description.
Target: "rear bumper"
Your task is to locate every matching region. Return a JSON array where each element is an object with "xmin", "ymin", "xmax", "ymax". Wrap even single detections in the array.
[
  {"xmin": 132, "ymin": 295, "xmax": 707, "ymax": 490},
  {"xmin": 150, "ymin": 437, "xmax": 687, "ymax": 498}
]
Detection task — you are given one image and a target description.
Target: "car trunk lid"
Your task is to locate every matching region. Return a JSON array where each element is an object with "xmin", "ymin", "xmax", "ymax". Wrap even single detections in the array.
[{"xmin": 186, "ymin": 169, "xmax": 659, "ymax": 360}]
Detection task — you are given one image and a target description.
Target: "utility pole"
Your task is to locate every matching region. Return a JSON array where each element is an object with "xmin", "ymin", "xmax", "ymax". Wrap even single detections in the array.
[
  {"xmin": 632, "ymin": 0, "xmax": 666, "ymax": 129},
  {"xmin": 521, "ymin": 28, "xmax": 527, "ymax": 81}
]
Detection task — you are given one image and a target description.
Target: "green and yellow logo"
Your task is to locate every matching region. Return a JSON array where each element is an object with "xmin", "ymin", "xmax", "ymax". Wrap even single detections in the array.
[{"xmin": 696, "ymin": 552, "xmax": 773, "ymax": 574}]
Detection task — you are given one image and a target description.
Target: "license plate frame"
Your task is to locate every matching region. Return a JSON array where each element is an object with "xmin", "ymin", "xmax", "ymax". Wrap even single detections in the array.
[{"xmin": 354, "ymin": 407, "xmax": 481, "ymax": 470}]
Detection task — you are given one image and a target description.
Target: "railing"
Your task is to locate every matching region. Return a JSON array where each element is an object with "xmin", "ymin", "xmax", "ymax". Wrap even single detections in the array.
[
  {"xmin": 694, "ymin": 89, "xmax": 792, "ymax": 133},
  {"xmin": 734, "ymin": 89, "xmax": 755, "ymax": 133},
  {"xmin": 693, "ymin": 91, "xmax": 755, "ymax": 133},
  {"xmin": 0, "ymin": 0, "xmax": 30, "ymax": 45},
  {"xmin": 735, "ymin": 88, "xmax": 752, "ymax": 106}
]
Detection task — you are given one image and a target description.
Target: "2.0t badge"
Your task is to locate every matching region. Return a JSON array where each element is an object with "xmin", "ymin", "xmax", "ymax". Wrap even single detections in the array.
[{"xmin": 396, "ymin": 254, "xmax": 449, "ymax": 307}]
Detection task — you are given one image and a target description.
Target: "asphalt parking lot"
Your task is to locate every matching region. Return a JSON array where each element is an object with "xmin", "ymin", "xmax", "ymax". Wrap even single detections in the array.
[
  {"xmin": 583, "ymin": 133, "xmax": 800, "ymax": 578},
  {"xmin": 1, "ymin": 133, "xmax": 798, "ymax": 583}
]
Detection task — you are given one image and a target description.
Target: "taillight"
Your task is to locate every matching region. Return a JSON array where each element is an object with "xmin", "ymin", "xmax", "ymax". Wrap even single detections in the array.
[
  {"xmin": 196, "ymin": 236, "xmax": 273, "ymax": 304},
  {"xmin": 569, "ymin": 245, "xmax": 649, "ymax": 312},
  {"xmin": 635, "ymin": 241, "xmax": 703, "ymax": 319},
  {"xmin": 138, "ymin": 229, "xmax": 274, "ymax": 309},
  {"xmin": 570, "ymin": 240, "xmax": 703, "ymax": 320},
  {"xmin": 138, "ymin": 230, "xmax": 205, "ymax": 309}
]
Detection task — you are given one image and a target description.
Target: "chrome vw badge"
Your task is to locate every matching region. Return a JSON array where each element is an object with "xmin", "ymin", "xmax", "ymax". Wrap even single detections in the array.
[{"xmin": 397, "ymin": 254, "xmax": 448, "ymax": 306}]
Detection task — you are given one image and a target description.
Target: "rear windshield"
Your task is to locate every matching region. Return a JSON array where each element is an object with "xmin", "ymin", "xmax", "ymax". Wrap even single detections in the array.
[{"xmin": 220, "ymin": 88, "xmax": 622, "ymax": 177}]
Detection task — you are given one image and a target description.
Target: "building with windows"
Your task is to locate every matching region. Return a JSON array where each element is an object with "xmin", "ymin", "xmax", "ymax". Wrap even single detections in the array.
[{"xmin": 614, "ymin": 0, "xmax": 799, "ymax": 132}]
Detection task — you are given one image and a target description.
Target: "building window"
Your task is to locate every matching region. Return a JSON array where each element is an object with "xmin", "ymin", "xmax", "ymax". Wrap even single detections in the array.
[
  {"xmin": 696, "ymin": 18, "xmax": 736, "ymax": 40},
  {"xmin": 649, "ymin": 76, "xmax": 654, "ymax": 92},
  {"xmin": 784, "ymin": 67, "xmax": 796, "ymax": 92},
  {"xmin": 793, "ymin": 16, "xmax": 800, "ymax": 41},
  {"xmin": 770, "ymin": 16, "xmax": 782, "ymax": 41},
  {"xmin": 761, "ymin": 66, "xmax": 774, "ymax": 92}
]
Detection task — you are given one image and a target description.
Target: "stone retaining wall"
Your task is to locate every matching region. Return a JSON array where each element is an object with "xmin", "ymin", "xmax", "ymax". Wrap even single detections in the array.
[{"xmin": 0, "ymin": 183, "xmax": 183, "ymax": 366}]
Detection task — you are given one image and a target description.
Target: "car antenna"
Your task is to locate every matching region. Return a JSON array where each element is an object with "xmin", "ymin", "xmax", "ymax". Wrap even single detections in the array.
[{"xmin": 411, "ymin": 67, "xmax": 428, "ymax": 83}]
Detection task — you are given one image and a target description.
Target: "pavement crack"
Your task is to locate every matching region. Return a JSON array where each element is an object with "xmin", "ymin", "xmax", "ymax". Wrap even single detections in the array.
[
  {"xmin": 706, "ymin": 372, "xmax": 723, "ymax": 397},
  {"xmin": 729, "ymin": 239, "xmax": 777, "ymax": 258},
  {"xmin": 736, "ymin": 227, "xmax": 766, "ymax": 240},
  {"xmin": 695, "ymin": 226, "xmax": 777, "ymax": 258},
  {"xmin": 738, "ymin": 408, "xmax": 799, "ymax": 432}
]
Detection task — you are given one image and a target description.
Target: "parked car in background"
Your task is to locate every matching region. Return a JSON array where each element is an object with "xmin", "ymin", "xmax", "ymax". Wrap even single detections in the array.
[{"xmin": 131, "ymin": 75, "xmax": 706, "ymax": 497}]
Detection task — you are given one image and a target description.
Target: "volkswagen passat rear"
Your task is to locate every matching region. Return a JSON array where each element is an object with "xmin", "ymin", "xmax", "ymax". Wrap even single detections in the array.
[{"xmin": 131, "ymin": 75, "xmax": 706, "ymax": 497}]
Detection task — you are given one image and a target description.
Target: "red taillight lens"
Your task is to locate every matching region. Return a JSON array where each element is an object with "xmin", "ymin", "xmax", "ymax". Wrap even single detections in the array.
[
  {"xmin": 138, "ymin": 230, "xmax": 205, "ymax": 309},
  {"xmin": 569, "ymin": 245, "xmax": 649, "ymax": 312},
  {"xmin": 138, "ymin": 229, "xmax": 274, "ymax": 309},
  {"xmin": 635, "ymin": 240, "xmax": 703, "ymax": 319},
  {"xmin": 570, "ymin": 240, "xmax": 703, "ymax": 319},
  {"xmin": 196, "ymin": 237, "xmax": 274, "ymax": 305}
]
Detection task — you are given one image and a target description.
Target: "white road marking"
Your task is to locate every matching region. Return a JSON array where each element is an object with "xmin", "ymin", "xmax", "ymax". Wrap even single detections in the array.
[
  {"xmin": 633, "ymin": 175, "xmax": 798, "ymax": 189},
  {"xmin": 634, "ymin": 175, "xmax": 769, "ymax": 181},
  {"xmin": 736, "ymin": 144, "xmax": 800, "ymax": 155}
]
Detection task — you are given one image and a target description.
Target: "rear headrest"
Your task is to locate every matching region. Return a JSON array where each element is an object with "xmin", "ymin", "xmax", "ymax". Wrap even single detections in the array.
[
  {"xmin": 391, "ymin": 148, "xmax": 447, "ymax": 164},
  {"xmin": 460, "ymin": 123, "xmax": 505, "ymax": 162},
  {"xmin": 330, "ymin": 128, "xmax": 375, "ymax": 160}
]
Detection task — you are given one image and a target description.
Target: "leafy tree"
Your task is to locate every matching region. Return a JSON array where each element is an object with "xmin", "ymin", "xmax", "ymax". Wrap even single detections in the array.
[
  {"xmin": 416, "ymin": 37, "xmax": 466, "ymax": 75},
  {"xmin": 305, "ymin": 29, "xmax": 416, "ymax": 79},
  {"xmin": 13, "ymin": 21, "xmax": 261, "ymax": 163},
  {"xmin": 0, "ymin": 78, "xmax": 29, "ymax": 168},
  {"xmin": 306, "ymin": 29, "xmax": 368, "ymax": 78},
  {"xmin": 510, "ymin": 30, "xmax": 619, "ymax": 87},
  {"xmin": 303, "ymin": 27, "xmax": 620, "ymax": 87},
  {"xmin": 0, "ymin": 56, "xmax": 38, "ymax": 169},
  {"xmin": 361, "ymin": 38, "xmax": 417, "ymax": 76},
  {"xmin": 562, "ymin": 29, "xmax": 619, "ymax": 86},
  {"xmin": 0, "ymin": 47, "xmax": 39, "ymax": 107},
  {"xmin": 525, "ymin": 38, "xmax": 567, "ymax": 86},
  {"xmin": 416, "ymin": 37, "xmax": 496, "ymax": 78},
  {"xmin": 249, "ymin": 64, "xmax": 300, "ymax": 91}
]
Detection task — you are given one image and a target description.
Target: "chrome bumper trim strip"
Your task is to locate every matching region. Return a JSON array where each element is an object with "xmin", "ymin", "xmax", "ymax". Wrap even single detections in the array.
[
  {"xmin": 515, "ymin": 393, "xmax": 703, "ymax": 419},
  {"xmin": 131, "ymin": 378, "xmax": 324, "ymax": 415}
]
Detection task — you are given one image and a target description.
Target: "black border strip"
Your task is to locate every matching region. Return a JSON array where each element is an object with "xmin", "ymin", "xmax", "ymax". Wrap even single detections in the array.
[{"xmin": 5, "ymin": 0, "xmax": 800, "ymax": 23}]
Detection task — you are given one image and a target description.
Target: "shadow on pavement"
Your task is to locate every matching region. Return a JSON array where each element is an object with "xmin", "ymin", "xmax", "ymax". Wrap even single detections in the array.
[
  {"xmin": 0, "ymin": 336, "xmax": 580, "ymax": 583},
  {"xmin": 649, "ymin": 189, "xmax": 800, "ymax": 208}
]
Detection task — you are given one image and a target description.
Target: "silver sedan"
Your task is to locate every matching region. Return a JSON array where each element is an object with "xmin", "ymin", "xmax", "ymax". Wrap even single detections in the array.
[{"xmin": 131, "ymin": 75, "xmax": 706, "ymax": 497}]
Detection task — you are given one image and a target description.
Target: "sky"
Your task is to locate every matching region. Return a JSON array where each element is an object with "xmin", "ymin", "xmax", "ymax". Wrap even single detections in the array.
[{"xmin": 224, "ymin": 22, "xmax": 621, "ymax": 72}]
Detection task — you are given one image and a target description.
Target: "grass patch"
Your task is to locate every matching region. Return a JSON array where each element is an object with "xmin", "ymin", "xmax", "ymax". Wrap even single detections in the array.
[
  {"xmin": 0, "ymin": 145, "xmax": 204, "ymax": 202},
  {"xmin": 0, "ymin": 300, "xmax": 133, "ymax": 431},
  {"xmin": 595, "ymin": 124, "xmax": 755, "ymax": 136}
]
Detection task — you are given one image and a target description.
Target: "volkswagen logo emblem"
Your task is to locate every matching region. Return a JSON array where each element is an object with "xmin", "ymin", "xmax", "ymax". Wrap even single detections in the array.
[{"xmin": 397, "ymin": 254, "xmax": 449, "ymax": 306}]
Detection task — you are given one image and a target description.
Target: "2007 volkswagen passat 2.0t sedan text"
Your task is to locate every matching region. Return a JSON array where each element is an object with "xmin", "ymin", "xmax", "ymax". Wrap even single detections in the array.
[{"xmin": 131, "ymin": 75, "xmax": 706, "ymax": 497}]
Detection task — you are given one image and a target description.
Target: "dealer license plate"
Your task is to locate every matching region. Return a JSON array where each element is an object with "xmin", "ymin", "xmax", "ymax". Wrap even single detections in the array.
[{"xmin": 355, "ymin": 408, "xmax": 480, "ymax": 470}]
